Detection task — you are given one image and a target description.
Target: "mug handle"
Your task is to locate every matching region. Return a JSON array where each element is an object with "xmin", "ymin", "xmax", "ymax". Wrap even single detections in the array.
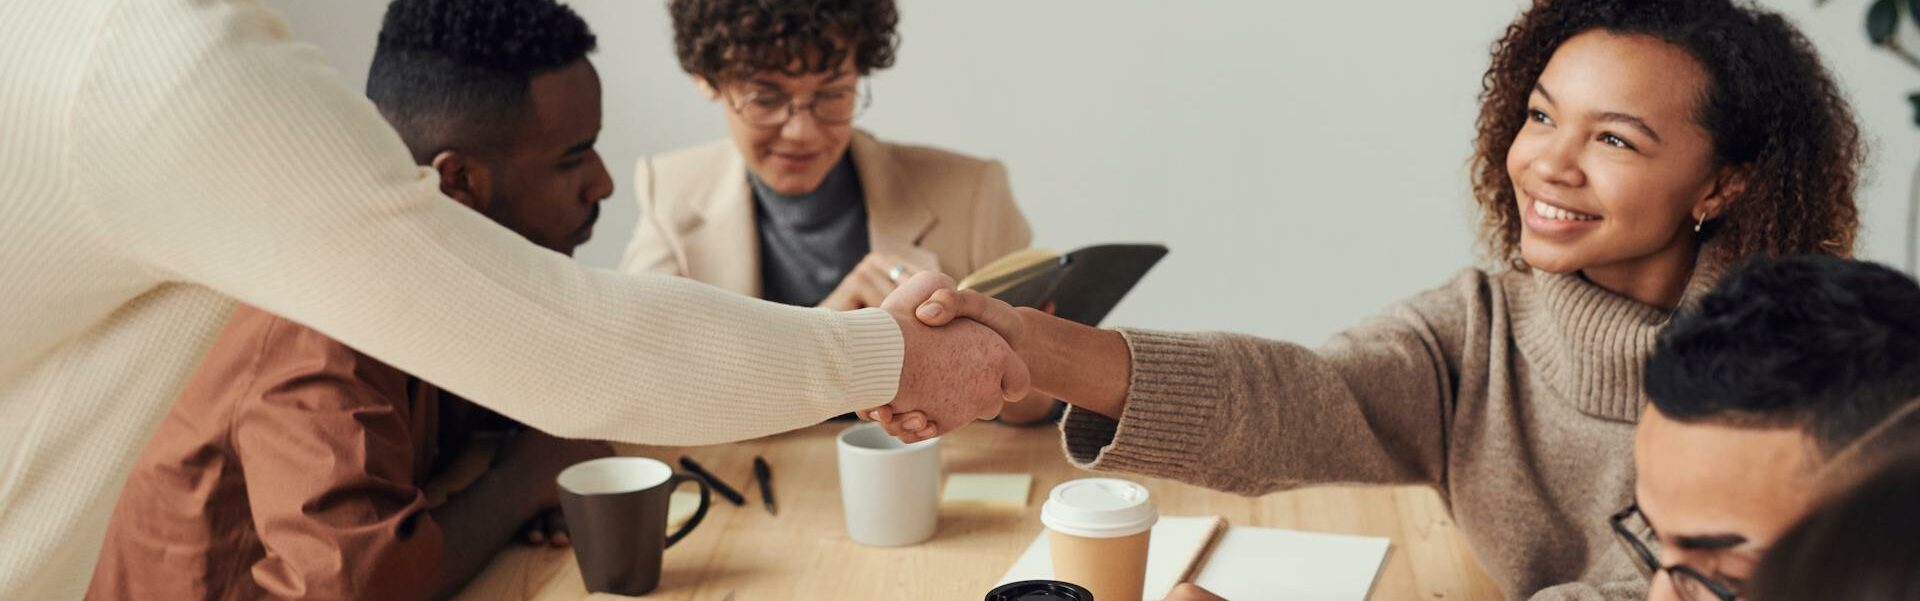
[{"xmin": 664, "ymin": 472, "xmax": 711, "ymax": 548}]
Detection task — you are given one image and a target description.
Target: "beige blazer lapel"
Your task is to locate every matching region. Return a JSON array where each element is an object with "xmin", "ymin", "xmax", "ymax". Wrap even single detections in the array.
[
  {"xmin": 681, "ymin": 149, "xmax": 762, "ymax": 297},
  {"xmin": 850, "ymin": 131, "xmax": 942, "ymax": 274}
]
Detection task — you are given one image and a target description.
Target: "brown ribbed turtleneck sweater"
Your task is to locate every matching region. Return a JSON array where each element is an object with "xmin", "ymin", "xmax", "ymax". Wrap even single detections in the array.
[{"xmin": 1061, "ymin": 245, "xmax": 1733, "ymax": 601}]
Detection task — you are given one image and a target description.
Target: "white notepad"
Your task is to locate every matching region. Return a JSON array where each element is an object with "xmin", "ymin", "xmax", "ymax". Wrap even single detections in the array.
[
  {"xmin": 1187, "ymin": 527, "xmax": 1391, "ymax": 601},
  {"xmin": 997, "ymin": 516, "xmax": 1390, "ymax": 601}
]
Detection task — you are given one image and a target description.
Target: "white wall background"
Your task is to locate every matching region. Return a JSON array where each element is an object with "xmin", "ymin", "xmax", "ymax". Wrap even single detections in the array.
[{"xmin": 265, "ymin": 0, "xmax": 1919, "ymax": 344}]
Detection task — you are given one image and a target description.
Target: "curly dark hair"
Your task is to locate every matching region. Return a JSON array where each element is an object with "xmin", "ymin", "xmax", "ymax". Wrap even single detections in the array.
[
  {"xmin": 367, "ymin": 0, "xmax": 597, "ymax": 163},
  {"xmin": 669, "ymin": 0, "xmax": 899, "ymax": 83},
  {"xmin": 1471, "ymin": 0, "xmax": 1862, "ymax": 269},
  {"xmin": 1646, "ymin": 256, "xmax": 1920, "ymax": 458}
]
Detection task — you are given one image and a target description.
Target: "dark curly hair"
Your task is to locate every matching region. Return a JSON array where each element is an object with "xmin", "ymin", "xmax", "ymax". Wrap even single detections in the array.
[
  {"xmin": 1646, "ymin": 256, "xmax": 1920, "ymax": 458},
  {"xmin": 669, "ymin": 0, "xmax": 899, "ymax": 83},
  {"xmin": 366, "ymin": 0, "xmax": 597, "ymax": 163},
  {"xmin": 1471, "ymin": 0, "xmax": 1862, "ymax": 270}
]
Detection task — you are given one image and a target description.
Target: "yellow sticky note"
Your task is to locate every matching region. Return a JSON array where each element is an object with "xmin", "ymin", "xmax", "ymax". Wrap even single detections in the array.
[{"xmin": 942, "ymin": 473, "xmax": 1033, "ymax": 510}]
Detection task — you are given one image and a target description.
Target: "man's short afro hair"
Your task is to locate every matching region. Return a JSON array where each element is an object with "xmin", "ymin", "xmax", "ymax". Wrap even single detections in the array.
[{"xmin": 376, "ymin": 0, "xmax": 597, "ymax": 75}]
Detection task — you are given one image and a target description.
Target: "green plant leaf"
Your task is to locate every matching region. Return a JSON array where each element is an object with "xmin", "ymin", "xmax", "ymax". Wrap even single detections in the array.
[
  {"xmin": 1909, "ymin": 91, "xmax": 1920, "ymax": 128},
  {"xmin": 1870, "ymin": 0, "xmax": 1899, "ymax": 45}
]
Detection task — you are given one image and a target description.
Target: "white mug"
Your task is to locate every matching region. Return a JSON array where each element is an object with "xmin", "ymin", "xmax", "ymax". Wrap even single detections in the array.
[{"xmin": 836, "ymin": 422, "xmax": 941, "ymax": 546}]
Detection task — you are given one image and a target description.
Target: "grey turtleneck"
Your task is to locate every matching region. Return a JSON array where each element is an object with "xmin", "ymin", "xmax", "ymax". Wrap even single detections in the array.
[{"xmin": 749, "ymin": 153, "xmax": 870, "ymax": 307}]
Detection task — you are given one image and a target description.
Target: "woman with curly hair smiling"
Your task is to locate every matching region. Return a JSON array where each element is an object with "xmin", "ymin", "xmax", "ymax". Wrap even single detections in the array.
[
  {"xmin": 618, "ymin": 0, "xmax": 1055, "ymax": 424},
  {"xmin": 889, "ymin": 0, "xmax": 1863, "ymax": 598}
]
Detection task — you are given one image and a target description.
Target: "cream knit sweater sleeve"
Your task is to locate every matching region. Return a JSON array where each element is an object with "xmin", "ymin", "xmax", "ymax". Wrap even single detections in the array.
[{"xmin": 72, "ymin": 0, "xmax": 903, "ymax": 444}]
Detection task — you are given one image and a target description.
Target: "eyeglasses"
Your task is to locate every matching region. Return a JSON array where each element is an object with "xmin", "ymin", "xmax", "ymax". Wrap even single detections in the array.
[
  {"xmin": 1605, "ymin": 399, "xmax": 1920, "ymax": 601},
  {"xmin": 724, "ymin": 81, "xmax": 871, "ymax": 129},
  {"xmin": 1609, "ymin": 504, "xmax": 1742, "ymax": 601}
]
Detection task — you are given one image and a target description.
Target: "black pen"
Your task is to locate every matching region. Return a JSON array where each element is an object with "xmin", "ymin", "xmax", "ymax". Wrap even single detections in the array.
[
  {"xmin": 678, "ymin": 456, "xmax": 745, "ymax": 506},
  {"xmin": 753, "ymin": 456, "xmax": 776, "ymax": 516}
]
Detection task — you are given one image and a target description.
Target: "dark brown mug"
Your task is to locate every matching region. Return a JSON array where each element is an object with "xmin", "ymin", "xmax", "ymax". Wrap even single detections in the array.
[{"xmin": 556, "ymin": 456, "xmax": 712, "ymax": 596}]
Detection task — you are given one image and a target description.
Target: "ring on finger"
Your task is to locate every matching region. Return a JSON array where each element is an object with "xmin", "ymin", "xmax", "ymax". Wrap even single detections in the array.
[{"xmin": 887, "ymin": 263, "xmax": 908, "ymax": 283}]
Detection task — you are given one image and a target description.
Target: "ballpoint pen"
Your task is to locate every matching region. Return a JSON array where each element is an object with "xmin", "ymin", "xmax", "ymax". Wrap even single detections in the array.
[
  {"xmin": 752, "ymin": 456, "xmax": 776, "ymax": 516},
  {"xmin": 679, "ymin": 455, "xmax": 745, "ymax": 506}
]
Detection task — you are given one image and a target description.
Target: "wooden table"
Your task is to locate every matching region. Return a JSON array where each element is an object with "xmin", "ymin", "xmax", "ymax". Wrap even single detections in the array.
[{"xmin": 452, "ymin": 423, "xmax": 1501, "ymax": 601}]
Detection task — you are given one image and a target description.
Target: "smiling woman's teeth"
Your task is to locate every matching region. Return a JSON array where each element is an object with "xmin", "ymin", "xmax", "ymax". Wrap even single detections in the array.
[{"xmin": 1535, "ymin": 199, "xmax": 1598, "ymax": 222}]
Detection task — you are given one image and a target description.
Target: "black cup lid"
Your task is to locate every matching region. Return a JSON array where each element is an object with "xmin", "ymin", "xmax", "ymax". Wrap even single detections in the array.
[{"xmin": 986, "ymin": 580, "xmax": 1095, "ymax": 601}]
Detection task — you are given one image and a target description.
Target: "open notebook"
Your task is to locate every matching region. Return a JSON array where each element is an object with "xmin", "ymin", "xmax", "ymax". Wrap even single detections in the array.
[
  {"xmin": 997, "ymin": 516, "xmax": 1392, "ymax": 601},
  {"xmin": 957, "ymin": 243, "xmax": 1167, "ymax": 326}
]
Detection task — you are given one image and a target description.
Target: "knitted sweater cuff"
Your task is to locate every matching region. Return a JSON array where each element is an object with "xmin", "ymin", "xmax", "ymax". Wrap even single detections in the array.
[
  {"xmin": 1060, "ymin": 329, "xmax": 1226, "ymax": 477},
  {"xmin": 839, "ymin": 308, "xmax": 906, "ymax": 410}
]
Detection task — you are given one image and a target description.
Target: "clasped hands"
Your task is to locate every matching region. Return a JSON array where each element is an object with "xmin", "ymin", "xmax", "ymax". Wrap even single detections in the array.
[
  {"xmin": 856, "ymin": 276, "xmax": 1223, "ymax": 601},
  {"xmin": 863, "ymin": 271, "xmax": 1034, "ymax": 442}
]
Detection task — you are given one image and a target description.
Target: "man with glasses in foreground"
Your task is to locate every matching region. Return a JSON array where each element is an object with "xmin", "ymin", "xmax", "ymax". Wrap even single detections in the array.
[
  {"xmin": 1619, "ymin": 255, "xmax": 1920, "ymax": 601},
  {"xmin": 619, "ymin": 0, "xmax": 1055, "ymax": 424}
]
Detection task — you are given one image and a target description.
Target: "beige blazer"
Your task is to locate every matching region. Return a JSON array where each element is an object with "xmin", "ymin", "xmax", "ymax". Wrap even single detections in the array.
[{"xmin": 617, "ymin": 131, "xmax": 1032, "ymax": 297}]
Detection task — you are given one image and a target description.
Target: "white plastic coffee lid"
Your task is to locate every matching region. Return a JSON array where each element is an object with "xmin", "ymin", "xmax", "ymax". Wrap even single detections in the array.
[{"xmin": 1041, "ymin": 478, "xmax": 1157, "ymax": 538}]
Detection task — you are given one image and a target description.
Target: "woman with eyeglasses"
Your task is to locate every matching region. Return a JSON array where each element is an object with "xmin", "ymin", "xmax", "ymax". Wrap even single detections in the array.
[
  {"xmin": 619, "ymin": 0, "xmax": 1055, "ymax": 424},
  {"xmin": 886, "ymin": 0, "xmax": 1865, "ymax": 598}
]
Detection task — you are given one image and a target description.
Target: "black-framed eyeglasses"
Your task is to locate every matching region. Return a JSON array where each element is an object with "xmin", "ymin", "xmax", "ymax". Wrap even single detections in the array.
[
  {"xmin": 724, "ymin": 81, "xmax": 871, "ymax": 128},
  {"xmin": 1610, "ymin": 504, "xmax": 1743, "ymax": 601}
]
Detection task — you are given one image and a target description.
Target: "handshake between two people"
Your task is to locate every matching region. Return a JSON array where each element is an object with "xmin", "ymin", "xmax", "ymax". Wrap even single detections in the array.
[
  {"xmin": 861, "ymin": 271, "xmax": 1033, "ymax": 442},
  {"xmin": 862, "ymin": 271, "xmax": 1135, "ymax": 443}
]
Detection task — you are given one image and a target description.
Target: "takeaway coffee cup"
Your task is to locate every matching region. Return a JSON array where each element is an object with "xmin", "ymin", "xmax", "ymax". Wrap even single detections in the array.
[
  {"xmin": 1042, "ymin": 478, "xmax": 1156, "ymax": 601},
  {"xmin": 987, "ymin": 579, "xmax": 1097, "ymax": 600}
]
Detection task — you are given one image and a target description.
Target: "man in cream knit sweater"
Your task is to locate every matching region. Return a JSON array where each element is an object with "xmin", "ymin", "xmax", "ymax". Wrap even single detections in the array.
[{"xmin": 0, "ymin": 0, "xmax": 1025, "ymax": 597}]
